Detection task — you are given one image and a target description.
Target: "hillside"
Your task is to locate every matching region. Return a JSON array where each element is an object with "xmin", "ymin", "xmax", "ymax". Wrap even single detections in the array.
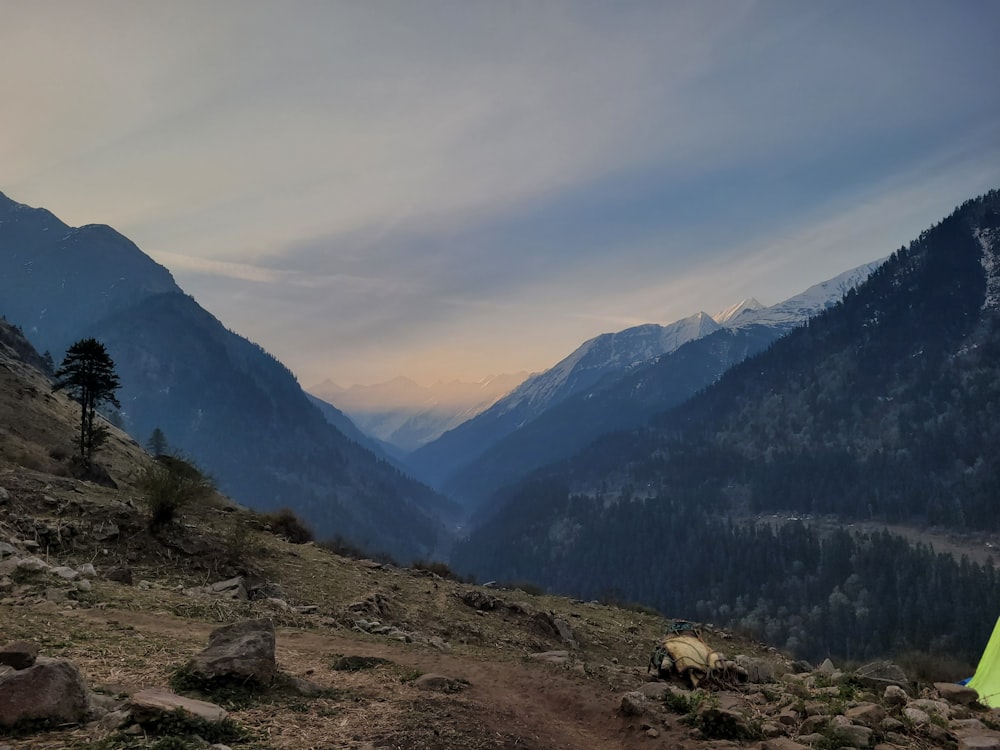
[
  {"xmin": 3, "ymin": 316, "xmax": 999, "ymax": 750},
  {"xmin": 452, "ymin": 190, "xmax": 1000, "ymax": 662},
  {"xmin": 0, "ymin": 191, "xmax": 451, "ymax": 561}
]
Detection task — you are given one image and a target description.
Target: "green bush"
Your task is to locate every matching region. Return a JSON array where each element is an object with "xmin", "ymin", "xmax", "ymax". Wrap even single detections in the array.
[{"xmin": 140, "ymin": 455, "xmax": 214, "ymax": 530}]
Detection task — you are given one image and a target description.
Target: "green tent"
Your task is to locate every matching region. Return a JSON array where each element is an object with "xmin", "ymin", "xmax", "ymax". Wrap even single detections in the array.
[{"xmin": 969, "ymin": 616, "xmax": 1000, "ymax": 708}]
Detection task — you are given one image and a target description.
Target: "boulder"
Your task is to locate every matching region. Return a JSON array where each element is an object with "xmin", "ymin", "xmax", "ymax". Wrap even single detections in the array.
[
  {"xmin": 936, "ymin": 682, "xmax": 981, "ymax": 706},
  {"xmin": 208, "ymin": 576, "xmax": 248, "ymax": 601},
  {"xmin": 459, "ymin": 589, "xmax": 502, "ymax": 611},
  {"xmin": 0, "ymin": 641, "xmax": 39, "ymax": 670},
  {"xmin": 736, "ymin": 654, "xmax": 777, "ymax": 683},
  {"xmin": 830, "ymin": 718, "xmax": 873, "ymax": 749},
  {"xmin": 15, "ymin": 556, "xmax": 49, "ymax": 573},
  {"xmin": 130, "ymin": 688, "xmax": 227, "ymax": 724},
  {"xmin": 105, "ymin": 566, "xmax": 133, "ymax": 585},
  {"xmin": 853, "ymin": 660, "xmax": 908, "ymax": 691},
  {"xmin": 619, "ymin": 691, "xmax": 646, "ymax": 717},
  {"xmin": 883, "ymin": 684, "xmax": 909, "ymax": 706},
  {"xmin": 529, "ymin": 650, "xmax": 570, "ymax": 665},
  {"xmin": 0, "ymin": 657, "xmax": 89, "ymax": 728},
  {"xmin": 844, "ymin": 701, "xmax": 885, "ymax": 726},
  {"xmin": 187, "ymin": 619, "xmax": 276, "ymax": 685},
  {"xmin": 50, "ymin": 566, "xmax": 80, "ymax": 581},
  {"xmin": 910, "ymin": 697, "xmax": 950, "ymax": 719}
]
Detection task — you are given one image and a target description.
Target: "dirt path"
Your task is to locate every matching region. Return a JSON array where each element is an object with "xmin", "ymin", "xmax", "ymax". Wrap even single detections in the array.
[{"xmin": 65, "ymin": 607, "xmax": 678, "ymax": 750}]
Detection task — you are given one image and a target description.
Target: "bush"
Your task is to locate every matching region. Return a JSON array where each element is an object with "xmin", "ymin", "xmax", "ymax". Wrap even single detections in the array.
[
  {"xmin": 321, "ymin": 535, "xmax": 399, "ymax": 567},
  {"xmin": 412, "ymin": 559, "xmax": 479, "ymax": 584},
  {"xmin": 264, "ymin": 508, "xmax": 314, "ymax": 544},
  {"xmin": 140, "ymin": 455, "xmax": 214, "ymax": 530},
  {"xmin": 502, "ymin": 580, "xmax": 545, "ymax": 596}
]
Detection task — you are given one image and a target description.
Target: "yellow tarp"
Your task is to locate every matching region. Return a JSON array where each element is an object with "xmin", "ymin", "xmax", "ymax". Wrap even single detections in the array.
[{"xmin": 969, "ymin": 616, "xmax": 1000, "ymax": 708}]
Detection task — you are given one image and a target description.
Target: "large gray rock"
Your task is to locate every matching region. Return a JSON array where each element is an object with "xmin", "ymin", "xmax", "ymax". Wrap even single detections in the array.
[
  {"xmin": 187, "ymin": 619, "xmax": 276, "ymax": 685},
  {"xmin": 0, "ymin": 657, "xmax": 89, "ymax": 727},
  {"xmin": 853, "ymin": 660, "xmax": 909, "ymax": 691}
]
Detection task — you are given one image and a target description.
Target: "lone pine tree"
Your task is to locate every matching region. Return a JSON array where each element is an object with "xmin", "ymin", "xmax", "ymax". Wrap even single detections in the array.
[{"xmin": 53, "ymin": 338, "xmax": 121, "ymax": 466}]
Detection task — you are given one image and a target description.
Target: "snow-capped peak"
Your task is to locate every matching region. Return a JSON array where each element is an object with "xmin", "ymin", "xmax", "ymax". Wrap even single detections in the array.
[{"xmin": 713, "ymin": 298, "xmax": 765, "ymax": 325}]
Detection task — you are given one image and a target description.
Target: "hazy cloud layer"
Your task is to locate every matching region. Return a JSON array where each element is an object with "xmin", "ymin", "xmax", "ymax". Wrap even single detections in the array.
[{"xmin": 3, "ymin": 0, "xmax": 998, "ymax": 385}]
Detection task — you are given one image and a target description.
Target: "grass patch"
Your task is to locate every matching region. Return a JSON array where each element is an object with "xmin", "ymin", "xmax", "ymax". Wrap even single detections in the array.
[
  {"xmin": 139, "ymin": 708, "xmax": 249, "ymax": 745},
  {"xmin": 331, "ymin": 654, "xmax": 394, "ymax": 671}
]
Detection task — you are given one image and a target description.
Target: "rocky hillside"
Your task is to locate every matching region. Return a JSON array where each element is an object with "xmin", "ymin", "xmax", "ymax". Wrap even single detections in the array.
[{"xmin": 2, "ymin": 291, "xmax": 1000, "ymax": 750}]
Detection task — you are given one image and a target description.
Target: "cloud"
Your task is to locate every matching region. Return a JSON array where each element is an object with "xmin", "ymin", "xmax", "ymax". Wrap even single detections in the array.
[{"xmin": 2, "ymin": 0, "xmax": 999, "ymax": 385}]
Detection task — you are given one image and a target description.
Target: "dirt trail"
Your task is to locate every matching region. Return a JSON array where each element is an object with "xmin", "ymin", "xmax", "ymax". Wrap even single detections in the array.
[{"xmin": 66, "ymin": 607, "xmax": 679, "ymax": 750}]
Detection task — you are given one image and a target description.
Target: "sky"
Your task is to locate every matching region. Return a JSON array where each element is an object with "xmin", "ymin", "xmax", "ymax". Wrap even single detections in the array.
[{"xmin": 3, "ymin": 1, "xmax": 999, "ymax": 388}]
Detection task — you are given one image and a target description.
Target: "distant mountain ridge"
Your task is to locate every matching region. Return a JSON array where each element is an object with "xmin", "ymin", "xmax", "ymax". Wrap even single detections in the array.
[
  {"xmin": 309, "ymin": 373, "xmax": 528, "ymax": 453},
  {"xmin": 453, "ymin": 188, "xmax": 1000, "ymax": 586},
  {"xmin": 0, "ymin": 190, "xmax": 452, "ymax": 560},
  {"xmin": 408, "ymin": 259, "xmax": 883, "ymax": 503}
]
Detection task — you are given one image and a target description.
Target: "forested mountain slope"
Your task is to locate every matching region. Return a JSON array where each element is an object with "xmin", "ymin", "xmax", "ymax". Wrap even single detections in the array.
[
  {"xmin": 0, "ymin": 191, "xmax": 453, "ymax": 560},
  {"xmin": 452, "ymin": 189, "xmax": 1000, "ymax": 662}
]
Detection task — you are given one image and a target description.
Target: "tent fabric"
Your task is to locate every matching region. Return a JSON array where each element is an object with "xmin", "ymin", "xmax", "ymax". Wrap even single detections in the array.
[{"xmin": 969, "ymin": 615, "xmax": 1000, "ymax": 708}]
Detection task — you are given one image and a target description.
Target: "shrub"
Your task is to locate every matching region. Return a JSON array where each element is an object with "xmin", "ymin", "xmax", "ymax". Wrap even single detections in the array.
[
  {"xmin": 502, "ymin": 580, "xmax": 545, "ymax": 596},
  {"xmin": 321, "ymin": 535, "xmax": 399, "ymax": 567},
  {"xmin": 264, "ymin": 508, "xmax": 314, "ymax": 544},
  {"xmin": 140, "ymin": 455, "xmax": 214, "ymax": 530},
  {"xmin": 411, "ymin": 559, "xmax": 476, "ymax": 582},
  {"xmin": 895, "ymin": 649, "xmax": 974, "ymax": 685}
]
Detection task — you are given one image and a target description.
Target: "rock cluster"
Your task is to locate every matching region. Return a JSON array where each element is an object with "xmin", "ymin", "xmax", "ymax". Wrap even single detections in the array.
[
  {"xmin": 0, "ymin": 619, "xmax": 311, "ymax": 743},
  {"xmin": 620, "ymin": 656, "xmax": 1000, "ymax": 749}
]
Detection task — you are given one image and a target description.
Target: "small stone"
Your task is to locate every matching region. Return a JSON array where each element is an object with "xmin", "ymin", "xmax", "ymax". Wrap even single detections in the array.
[
  {"xmin": 0, "ymin": 543, "xmax": 15, "ymax": 558},
  {"xmin": 645, "ymin": 727, "xmax": 659, "ymax": 738},
  {"xmin": 50, "ymin": 566, "xmax": 80, "ymax": 581},
  {"xmin": 619, "ymin": 691, "xmax": 646, "ymax": 717},
  {"xmin": 78, "ymin": 563, "xmax": 97, "ymax": 579},
  {"xmin": 76, "ymin": 579, "xmax": 92, "ymax": 592},
  {"xmin": 295, "ymin": 605, "xmax": 320, "ymax": 615}
]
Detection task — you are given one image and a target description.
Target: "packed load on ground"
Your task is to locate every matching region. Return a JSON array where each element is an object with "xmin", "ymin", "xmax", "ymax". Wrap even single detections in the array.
[{"xmin": 647, "ymin": 621, "xmax": 747, "ymax": 689}]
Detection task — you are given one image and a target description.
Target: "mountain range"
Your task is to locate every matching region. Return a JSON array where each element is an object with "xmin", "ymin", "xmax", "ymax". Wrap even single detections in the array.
[
  {"xmin": 450, "ymin": 189, "xmax": 1000, "ymax": 660},
  {"xmin": 0, "ymin": 191, "xmax": 452, "ymax": 561},
  {"xmin": 407, "ymin": 260, "xmax": 883, "ymax": 510},
  {"xmin": 309, "ymin": 373, "xmax": 528, "ymax": 454}
]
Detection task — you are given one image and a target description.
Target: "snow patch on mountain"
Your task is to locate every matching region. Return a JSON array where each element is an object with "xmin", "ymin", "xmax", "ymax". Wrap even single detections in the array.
[
  {"xmin": 713, "ymin": 298, "xmax": 764, "ymax": 325},
  {"xmin": 723, "ymin": 259, "xmax": 885, "ymax": 330},
  {"xmin": 977, "ymin": 227, "xmax": 999, "ymax": 310},
  {"xmin": 497, "ymin": 312, "xmax": 720, "ymax": 418}
]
